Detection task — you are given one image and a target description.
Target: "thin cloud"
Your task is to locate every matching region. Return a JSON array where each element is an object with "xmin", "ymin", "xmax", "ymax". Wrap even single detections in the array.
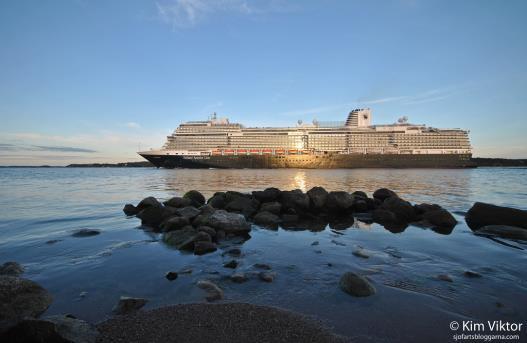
[
  {"xmin": 126, "ymin": 122, "xmax": 141, "ymax": 129},
  {"xmin": 358, "ymin": 86, "xmax": 468, "ymax": 106},
  {"xmin": 156, "ymin": 0, "xmax": 294, "ymax": 29},
  {"xmin": 32, "ymin": 145, "xmax": 97, "ymax": 153},
  {"xmin": 280, "ymin": 103, "xmax": 353, "ymax": 117}
]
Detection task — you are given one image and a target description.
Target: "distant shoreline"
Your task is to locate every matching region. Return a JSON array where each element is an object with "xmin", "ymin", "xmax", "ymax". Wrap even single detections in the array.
[{"xmin": 0, "ymin": 158, "xmax": 526, "ymax": 168}]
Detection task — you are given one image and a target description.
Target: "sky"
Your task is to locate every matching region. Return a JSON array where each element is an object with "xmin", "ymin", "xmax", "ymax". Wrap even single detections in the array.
[{"xmin": 0, "ymin": 0, "xmax": 526, "ymax": 165}]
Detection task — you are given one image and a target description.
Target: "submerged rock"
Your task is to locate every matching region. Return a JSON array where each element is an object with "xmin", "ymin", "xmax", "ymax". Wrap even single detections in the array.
[
  {"xmin": 339, "ymin": 272, "xmax": 376, "ymax": 297},
  {"xmin": 183, "ymin": 190, "xmax": 206, "ymax": 207},
  {"xmin": 254, "ymin": 263, "xmax": 271, "ymax": 270},
  {"xmin": 475, "ymin": 225, "xmax": 527, "ymax": 241},
  {"xmin": 224, "ymin": 248, "xmax": 241, "ymax": 257},
  {"xmin": 165, "ymin": 272, "xmax": 178, "ymax": 281},
  {"xmin": 196, "ymin": 280, "xmax": 223, "ymax": 302},
  {"xmin": 258, "ymin": 272, "xmax": 275, "ymax": 283},
  {"xmin": 464, "ymin": 270, "xmax": 482, "ymax": 278},
  {"xmin": 223, "ymin": 260, "xmax": 238, "ymax": 269},
  {"xmin": 466, "ymin": 202, "xmax": 527, "ymax": 231},
  {"xmin": 72, "ymin": 229, "xmax": 100, "ymax": 237},
  {"xmin": 230, "ymin": 273, "xmax": 247, "ymax": 283},
  {"xmin": 0, "ymin": 262, "xmax": 24, "ymax": 277},
  {"xmin": 0, "ymin": 276, "xmax": 53, "ymax": 331},
  {"xmin": 193, "ymin": 241, "xmax": 217, "ymax": 255},
  {"xmin": 437, "ymin": 274, "xmax": 453, "ymax": 282},
  {"xmin": 352, "ymin": 249, "xmax": 369, "ymax": 259},
  {"xmin": 113, "ymin": 296, "xmax": 148, "ymax": 315}
]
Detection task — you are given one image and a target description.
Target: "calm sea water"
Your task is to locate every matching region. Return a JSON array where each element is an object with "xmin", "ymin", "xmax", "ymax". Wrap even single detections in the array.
[{"xmin": 1, "ymin": 167, "xmax": 526, "ymax": 342}]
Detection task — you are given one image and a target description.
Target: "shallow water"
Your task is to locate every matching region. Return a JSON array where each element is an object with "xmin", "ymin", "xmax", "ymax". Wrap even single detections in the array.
[{"xmin": 1, "ymin": 167, "xmax": 526, "ymax": 342}]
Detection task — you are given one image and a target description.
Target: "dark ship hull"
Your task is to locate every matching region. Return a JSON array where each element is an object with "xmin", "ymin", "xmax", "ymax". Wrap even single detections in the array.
[{"xmin": 140, "ymin": 152, "xmax": 475, "ymax": 169}]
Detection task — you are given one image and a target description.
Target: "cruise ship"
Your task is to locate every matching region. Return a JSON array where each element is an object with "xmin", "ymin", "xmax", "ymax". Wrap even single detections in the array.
[{"xmin": 138, "ymin": 109, "xmax": 474, "ymax": 169}]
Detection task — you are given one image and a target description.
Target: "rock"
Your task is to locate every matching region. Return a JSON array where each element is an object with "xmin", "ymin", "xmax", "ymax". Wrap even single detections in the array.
[
  {"xmin": 328, "ymin": 216, "xmax": 355, "ymax": 230},
  {"xmin": 223, "ymin": 260, "xmax": 238, "ymax": 269},
  {"xmin": 123, "ymin": 204, "xmax": 139, "ymax": 216},
  {"xmin": 162, "ymin": 227, "xmax": 197, "ymax": 248},
  {"xmin": 464, "ymin": 271, "xmax": 482, "ymax": 278},
  {"xmin": 113, "ymin": 296, "xmax": 148, "ymax": 315},
  {"xmin": 380, "ymin": 196, "xmax": 417, "ymax": 223},
  {"xmin": 0, "ymin": 319, "xmax": 69, "ymax": 343},
  {"xmin": 353, "ymin": 199, "xmax": 369, "ymax": 213},
  {"xmin": 225, "ymin": 198, "xmax": 259, "ymax": 218},
  {"xmin": 0, "ymin": 276, "xmax": 53, "ymax": 331},
  {"xmin": 372, "ymin": 188, "xmax": 398, "ymax": 202},
  {"xmin": 0, "ymin": 262, "xmax": 24, "ymax": 277},
  {"xmin": 253, "ymin": 211, "xmax": 281, "ymax": 228},
  {"xmin": 72, "ymin": 229, "xmax": 100, "ymax": 237},
  {"xmin": 45, "ymin": 239, "xmax": 62, "ymax": 245},
  {"xmin": 179, "ymin": 268, "xmax": 192, "ymax": 274},
  {"xmin": 176, "ymin": 231, "xmax": 211, "ymax": 251},
  {"xmin": 207, "ymin": 192, "xmax": 227, "ymax": 209},
  {"xmin": 414, "ymin": 203, "xmax": 442, "ymax": 215},
  {"xmin": 281, "ymin": 213, "xmax": 299, "ymax": 224},
  {"xmin": 192, "ymin": 214, "xmax": 212, "ymax": 227},
  {"xmin": 423, "ymin": 208, "xmax": 457, "ymax": 228},
  {"xmin": 195, "ymin": 231, "xmax": 212, "ymax": 242},
  {"xmin": 164, "ymin": 197, "xmax": 192, "ymax": 208},
  {"xmin": 474, "ymin": 225, "xmax": 527, "ymax": 240},
  {"xmin": 45, "ymin": 315, "xmax": 99, "ymax": 343},
  {"xmin": 175, "ymin": 206, "xmax": 201, "ymax": 220},
  {"xmin": 183, "ymin": 190, "xmax": 206, "ymax": 207},
  {"xmin": 197, "ymin": 226, "xmax": 216, "ymax": 239},
  {"xmin": 254, "ymin": 263, "xmax": 271, "ymax": 270},
  {"xmin": 206, "ymin": 210, "xmax": 251, "ymax": 235},
  {"xmin": 258, "ymin": 272, "xmax": 275, "ymax": 282},
  {"xmin": 352, "ymin": 249, "xmax": 369, "ymax": 259},
  {"xmin": 196, "ymin": 280, "xmax": 223, "ymax": 302},
  {"xmin": 311, "ymin": 241, "xmax": 319, "ymax": 246},
  {"xmin": 352, "ymin": 191, "xmax": 368, "ymax": 199},
  {"xmin": 137, "ymin": 206, "xmax": 173, "ymax": 229},
  {"xmin": 466, "ymin": 202, "xmax": 527, "ymax": 231},
  {"xmin": 259, "ymin": 201, "xmax": 282, "ymax": 215},
  {"xmin": 326, "ymin": 191, "xmax": 354, "ymax": 213},
  {"xmin": 331, "ymin": 240, "xmax": 346, "ymax": 246},
  {"xmin": 279, "ymin": 189, "xmax": 310, "ymax": 212},
  {"xmin": 307, "ymin": 187, "xmax": 328, "ymax": 210},
  {"xmin": 165, "ymin": 272, "xmax": 178, "ymax": 281},
  {"xmin": 437, "ymin": 274, "xmax": 453, "ymax": 282},
  {"xmin": 372, "ymin": 209, "xmax": 398, "ymax": 224},
  {"xmin": 230, "ymin": 273, "xmax": 247, "ymax": 283},
  {"xmin": 224, "ymin": 248, "xmax": 241, "ymax": 257},
  {"xmin": 339, "ymin": 272, "xmax": 376, "ymax": 297},
  {"xmin": 193, "ymin": 241, "xmax": 217, "ymax": 255},
  {"xmin": 216, "ymin": 230, "xmax": 226, "ymax": 241},
  {"xmin": 225, "ymin": 191, "xmax": 251, "ymax": 203},
  {"xmin": 252, "ymin": 187, "xmax": 281, "ymax": 203},
  {"xmin": 198, "ymin": 204, "xmax": 216, "ymax": 215},
  {"xmin": 161, "ymin": 216, "xmax": 190, "ymax": 232},
  {"xmin": 137, "ymin": 196, "xmax": 162, "ymax": 210}
]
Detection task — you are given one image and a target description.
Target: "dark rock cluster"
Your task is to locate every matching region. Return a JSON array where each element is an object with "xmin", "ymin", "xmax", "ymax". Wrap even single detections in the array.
[
  {"xmin": 466, "ymin": 202, "xmax": 527, "ymax": 240},
  {"xmin": 124, "ymin": 187, "xmax": 458, "ymax": 246}
]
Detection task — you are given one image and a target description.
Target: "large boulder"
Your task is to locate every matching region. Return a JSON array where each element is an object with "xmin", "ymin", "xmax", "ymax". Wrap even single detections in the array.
[
  {"xmin": 380, "ymin": 196, "xmax": 417, "ymax": 223},
  {"xmin": 224, "ymin": 197, "xmax": 260, "ymax": 218},
  {"xmin": 423, "ymin": 208, "xmax": 457, "ymax": 229},
  {"xmin": 373, "ymin": 188, "xmax": 398, "ymax": 202},
  {"xmin": 206, "ymin": 210, "xmax": 251, "ymax": 235},
  {"xmin": 465, "ymin": 202, "xmax": 527, "ymax": 231},
  {"xmin": 136, "ymin": 196, "xmax": 162, "ymax": 210},
  {"xmin": 325, "ymin": 191, "xmax": 354, "ymax": 213},
  {"xmin": 0, "ymin": 276, "xmax": 53, "ymax": 332},
  {"xmin": 207, "ymin": 192, "xmax": 227, "ymax": 209},
  {"xmin": 260, "ymin": 201, "xmax": 281, "ymax": 215},
  {"xmin": 253, "ymin": 211, "xmax": 281, "ymax": 228},
  {"xmin": 122, "ymin": 204, "xmax": 139, "ymax": 216},
  {"xmin": 279, "ymin": 190, "xmax": 310, "ymax": 212},
  {"xmin": 163, "ymin": 197, "xmax": 192, "ymax": 208},
  {"xmin": 307, "ymin": 187, "xmax": 328, "ymax": 210},
  {"xmin": 136, "ymin": 206, "xmax": 173, "ymax": 229},
  {"xmin": 252, "ymin": 188, "xmax": 281, "ymax": 203},
  {"xmin": 183, "ymin": 190, "xmax": 206, "ymax": 207},
  {"xmin": 0, "ymin": 319, "xmax": 69, "ymax": 343},
  {"xmin": 161, "ymin": 216, "xmax": 190, "ymax": 232},
  {"xmin": 175, "ymin": 206, "xmax": 201, "ymax": 220},
  {"xmin": 339, "ymin": 272, "xmax": 376, "ymax": 297},
  {"xmin": 352, "ymin": 191, "xmax": 368, "ymax": 199}
]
